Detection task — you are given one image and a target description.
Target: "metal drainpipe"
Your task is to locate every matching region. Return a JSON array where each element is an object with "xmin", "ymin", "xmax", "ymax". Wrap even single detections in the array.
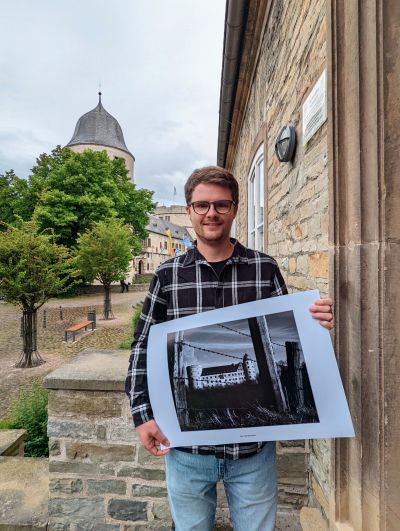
[{"xmin": 217, "ymin": 0, "xmax": 248, "ymax": 167}]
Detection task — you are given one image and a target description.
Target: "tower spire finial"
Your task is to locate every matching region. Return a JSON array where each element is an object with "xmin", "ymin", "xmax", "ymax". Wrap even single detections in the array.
[{"xmin": 98, "ymin": 81, "xmax": 102, "ymax": 104}]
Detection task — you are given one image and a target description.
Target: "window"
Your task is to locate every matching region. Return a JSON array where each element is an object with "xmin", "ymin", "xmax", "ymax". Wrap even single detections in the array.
[
  {"xmin": 248, "ymin": 144, "xmax": 264, "ymax": 251},
  {"xmin": 165, "ymin": 215, "xmax": 170, "ymax": 221},
  {"xmin": 147, "ymin": 238, "xmax": 151, "ymax": 247}
]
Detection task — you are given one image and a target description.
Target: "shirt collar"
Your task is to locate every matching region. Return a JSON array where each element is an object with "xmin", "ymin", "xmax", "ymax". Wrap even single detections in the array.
[{"xmin": 182, "ymin": 238, "xmax": 249, "ymax": 267}]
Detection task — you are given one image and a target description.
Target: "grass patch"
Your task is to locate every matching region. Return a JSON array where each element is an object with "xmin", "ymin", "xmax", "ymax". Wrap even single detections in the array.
[
  {"xmin": 0, "ymin": 380, "xmax": 48, "ymax": 457},
  {"xmin": 119, "ymin": 303, "xmax": 143, "ymax": 349}
]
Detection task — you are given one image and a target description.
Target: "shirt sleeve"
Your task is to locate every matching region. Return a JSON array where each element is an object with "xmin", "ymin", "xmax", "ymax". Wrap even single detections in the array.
[
  {"xmin": 270, "ymin": 261, "xmax": 288, "ymax": 297},
  {"xmin": 125, "ymin": 271, "xmax": 167, "ymax": 427}
]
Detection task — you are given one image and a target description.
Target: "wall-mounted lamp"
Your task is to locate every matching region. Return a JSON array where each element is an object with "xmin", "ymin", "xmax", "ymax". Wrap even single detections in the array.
[{"xmin": 275, "ymin": 126, "xmax": 296, "ymax": 162}]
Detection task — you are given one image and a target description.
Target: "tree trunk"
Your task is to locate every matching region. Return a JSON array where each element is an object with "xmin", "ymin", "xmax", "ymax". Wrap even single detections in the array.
[
  {"xmin": 16, "ymin": 307, "xmax": 44, "ymax": 368},
  {"xmin": 103, "ymin": 285, "xmax": 113, "ymax": 320}
]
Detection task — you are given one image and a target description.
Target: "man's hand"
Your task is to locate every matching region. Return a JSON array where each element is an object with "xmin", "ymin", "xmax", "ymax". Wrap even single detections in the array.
[
  {"xmin": 136, "ymin": 420, "xmax": 170, "ymax": 457},
  {"xmin": 309, "ymin": 298, "xmax": 334, "ymax": 330}
]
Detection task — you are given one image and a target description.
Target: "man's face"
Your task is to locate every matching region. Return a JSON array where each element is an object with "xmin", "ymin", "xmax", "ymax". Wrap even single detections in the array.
[{"xmin": 186, "ymin": 183, "xmax": 238, "ymax": 245}]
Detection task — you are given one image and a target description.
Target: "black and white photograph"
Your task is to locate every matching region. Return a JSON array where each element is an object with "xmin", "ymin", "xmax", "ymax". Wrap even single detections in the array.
[
  {"xmin": 167, "ymin": 311, "xmax": 319, "ymax": 431},
  {"xmin": 147, "ymin": 291, "xmax": 354, "ymax": 446}
]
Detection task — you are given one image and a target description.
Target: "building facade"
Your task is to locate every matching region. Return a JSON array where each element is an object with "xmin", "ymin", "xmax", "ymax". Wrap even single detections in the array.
[
  {"xmin": 217, "ymin": 1, "xmax": 400, "ymax": 529},
  {"xmin": 132, "ymin": 215, "xmax": 192, "ymax": 277},
  {"xmin": 187, "ymin": 354, "xmax": 258, "ymax": 390},
  {"xmin": 154, "ymin": 204, "xmax": 195, "ymax": 239}
]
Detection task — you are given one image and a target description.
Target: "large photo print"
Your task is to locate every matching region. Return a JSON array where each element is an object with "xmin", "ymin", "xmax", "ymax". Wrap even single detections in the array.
[
  {"xmin": 167, "ymin": 311, "xmax": 319, "ymax": 431},
  {"xmin": 147, "ymin": 290, "xmax": 354, "ymax": 447}
]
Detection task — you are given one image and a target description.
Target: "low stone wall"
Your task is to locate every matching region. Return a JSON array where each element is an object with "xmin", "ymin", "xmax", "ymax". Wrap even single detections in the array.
[
  {"xmin": 44, "ymin": 349, "xmax": 170, "ymax": 530},
  {"xmin": 0, "ymin": 429, "xmax": 25, "ymax": 456},
  {"xmin": 44, "ymin": 348, "xmax": 307, "ymax": 530}
]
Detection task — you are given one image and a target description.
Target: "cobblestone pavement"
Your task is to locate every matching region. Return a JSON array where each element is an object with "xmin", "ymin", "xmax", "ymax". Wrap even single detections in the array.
[{"xmin": 0, "ymin": 290, "xmax": 147, "ymax": 419}]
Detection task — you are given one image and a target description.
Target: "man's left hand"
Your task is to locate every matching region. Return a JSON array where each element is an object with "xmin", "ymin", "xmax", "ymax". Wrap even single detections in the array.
[{"xmin": 309, "ymin": 298, "xmax": 334, "ymax": 330}]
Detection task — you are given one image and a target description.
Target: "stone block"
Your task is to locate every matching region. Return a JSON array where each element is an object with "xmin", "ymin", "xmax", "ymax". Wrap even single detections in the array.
[
  {"xmin": 65, "ymin": 442, "xmax": 135, "ymax": 463},
  {"xmin": 277, "ymin": 452, "xmax": 307, "ymax": 481},
  {"xmin": 289, "ymin": 257, "xmax": 296, "ymax": 273},
  {"xmin": 49, "ymin": 497, "xmax": 105, "ymax": 520},
  {"xmin": 108, "ymin": 422, "xmax": 137, "ymax": 443},
  {"xmin": 49, "ymin": 478, "xmax": 83, "ymax": 494},
  {"xmin": 107, "ymin": 499, "xmax": 148, "ymax": 521},
  {"xmin": 49, "ymin": 391, "xmax": 122, "ymax": 418},
  {"xmin": 75, "ymin": 524, "xmax": 120, "ymax": 531},
  {"xmin": 87, "ymin": 479, "xmax": 127, "ymax": 495},
  {"xmin": 152, "ymin": 501, "xmax": 172, "ymax": 521},
  {"xmin": 131, "ymin": 484, "xmax": 167, "ymax": 498},
  {"xmin": 123, "ymin": 525, "xmax": 171, "ymax": 531},
  {"xmin": 309, "ymin": 252, "xmax": 329, "ymax": 279},
  {"xmin": 49, "ymin": 461, "xmax": 108, "ymax": 475},
  {"xmin": 117, "ymin": 466, "xmax": 165, "ymax": 481},
  {"xmin": 96, "ymin": 425, "xmax": 107, "ymax": 440},
  {"xmin": 48, "ymin": 420, "xmax": 97, "ymax": 439},
  {"xmin": 137, "ymin": 447, "xmax": 165, "ymax": 469},
  {"xmin": 49, "ymin": 438, "xmax": 61, "ymax": 456},
  {"xmin": 48, "ymin": 523, "xmax": 70, "ymax": 531}
]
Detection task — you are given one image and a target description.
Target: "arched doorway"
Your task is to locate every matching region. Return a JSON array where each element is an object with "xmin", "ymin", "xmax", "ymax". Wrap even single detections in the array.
[{"xmin": 138, "ymin": 260, "xmax": 144, "ymax": 274}]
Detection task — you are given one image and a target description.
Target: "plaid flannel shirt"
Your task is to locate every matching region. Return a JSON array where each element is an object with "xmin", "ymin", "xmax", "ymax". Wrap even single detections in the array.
[{"xmin": 125, "ymin": 239, "xmax": 287, "ymax": 459}]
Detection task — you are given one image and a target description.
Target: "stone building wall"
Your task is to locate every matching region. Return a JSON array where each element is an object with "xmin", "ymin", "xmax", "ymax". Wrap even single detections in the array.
[
  {"xmin": 68, "ymin": 144, "xmax": 134, "ymax": 182},
  {"xmin": 154, "ymin": 205, "xmax": 195, "ymax": 239},
  {"xmin": 226, "ymin": 0, "xmax": 331, "ymax": 519}
]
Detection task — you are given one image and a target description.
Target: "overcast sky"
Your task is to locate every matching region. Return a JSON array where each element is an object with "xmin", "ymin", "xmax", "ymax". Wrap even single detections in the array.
[
  {"xmin": 182, "ymin": 312, "xmax": 303, "ymax": 367},
  {"xmin": 0, "ymin": 0, "xmax": 226, "ymax": 206}
]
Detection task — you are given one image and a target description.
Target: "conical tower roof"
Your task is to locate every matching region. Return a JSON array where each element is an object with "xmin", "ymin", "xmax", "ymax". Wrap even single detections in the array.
[{"xmin": 67, "ymin": 93, "xmax": 133, "ymax": 157}]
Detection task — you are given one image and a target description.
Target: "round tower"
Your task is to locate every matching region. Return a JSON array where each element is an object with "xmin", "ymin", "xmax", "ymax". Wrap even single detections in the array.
[
  {"xmin": 243, "ymin": 353, "xmax": 258, "ymax": 383},
  {"xmin": 66, "ymin": 93, "xmax": 135, "ymax": 181}
]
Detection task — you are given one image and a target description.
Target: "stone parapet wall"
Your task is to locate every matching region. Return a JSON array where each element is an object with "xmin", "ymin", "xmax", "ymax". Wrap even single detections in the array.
[
  {"xmin": 44, "ymin": 348, "xmax": 309, "ymax": 530},
  {"xmin": 45, "ymin": 349, "xmax": 171, "ymax": 530}
]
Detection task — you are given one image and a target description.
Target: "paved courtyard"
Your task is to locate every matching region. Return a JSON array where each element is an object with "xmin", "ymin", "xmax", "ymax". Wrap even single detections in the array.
[{"xmin": 0, "ymin": 289, "xmax": 146, "ymax": 419}]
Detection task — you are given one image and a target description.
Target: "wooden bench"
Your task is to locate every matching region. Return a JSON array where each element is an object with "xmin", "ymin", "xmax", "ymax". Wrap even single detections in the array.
[{"xmin": 64, "ymin": 320, "xmax": 95, "ymax": 342}]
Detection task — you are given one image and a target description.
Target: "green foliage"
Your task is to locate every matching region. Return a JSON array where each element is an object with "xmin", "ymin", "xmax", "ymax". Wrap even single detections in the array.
[
  {"xmin": 120, "ymin": 303, "xmax": 143, "ymax": 349},
  {"xmin": 74, "ymin": 217, "xmax": 133, "ymax": 287},
  {"xmin": 0, "ymin": 170, "xmax": 31, "ymax": 227},
  {"xmin": 29, "ymin": 146, "xmax": 155, "ymax": 248},
  {"xmin": 1, "ymin": 381, "xmax": 49, "ymax": 457},
  {"xmin": 0, "ymin": 220, "xmax": 72, "ymax": 310}
]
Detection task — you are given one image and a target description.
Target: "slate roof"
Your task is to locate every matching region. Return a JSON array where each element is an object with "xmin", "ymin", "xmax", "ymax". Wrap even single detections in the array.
[
  {"xmin": 147, "ymin": 215, "xmax": 192, "ymax": 241},
  {"xmin": 67, "ymin": 94, "xmax": 133, "ymax": 157},
  {"xmin": 201, "ymin": 363, "xmax": 242, "ymax": 376}
]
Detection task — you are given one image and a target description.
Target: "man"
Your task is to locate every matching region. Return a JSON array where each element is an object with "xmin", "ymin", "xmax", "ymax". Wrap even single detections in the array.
[{"xmin": 125, "ymin": 166, "xmax": 333, "ymax": 531}]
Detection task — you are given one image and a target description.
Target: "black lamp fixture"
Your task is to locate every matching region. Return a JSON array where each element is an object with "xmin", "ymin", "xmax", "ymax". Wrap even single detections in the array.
[{"xmin": 275, "ymin": 126, "xmax": 296, "ymax": 162}]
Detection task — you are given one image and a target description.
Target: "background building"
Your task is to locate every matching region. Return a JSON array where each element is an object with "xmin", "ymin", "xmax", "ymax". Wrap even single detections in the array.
[
  {"xmin": 66, "ymin": 92, "xmax": 135, "ymax": 181},
  {"xmin": 217, "ymin": 1, "xmax": 399, "ymax": 529},
  {"xmin": 132, "ymin": 215, "xmax": 192, "ymax": 277},
  {"xmin": 154, "ymin": 204, "xmax": 195, "ymax": 239}
]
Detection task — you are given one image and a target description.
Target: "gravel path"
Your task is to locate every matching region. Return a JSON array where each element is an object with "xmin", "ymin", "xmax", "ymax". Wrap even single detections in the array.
[{"xmin": 0, "ymin": 289, "xmax": 147, "ymax": 419}]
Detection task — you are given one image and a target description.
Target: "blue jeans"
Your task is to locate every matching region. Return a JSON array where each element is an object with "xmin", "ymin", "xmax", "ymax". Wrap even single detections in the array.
[{"xmin": 165, "ymin": 442, "xmax": 277, "ymax": 531}]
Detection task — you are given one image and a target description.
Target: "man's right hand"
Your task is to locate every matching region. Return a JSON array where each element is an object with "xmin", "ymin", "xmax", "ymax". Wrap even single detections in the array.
[{"xmin": 136, "ymin": 420, "xmax": 170, "ymax": 457}]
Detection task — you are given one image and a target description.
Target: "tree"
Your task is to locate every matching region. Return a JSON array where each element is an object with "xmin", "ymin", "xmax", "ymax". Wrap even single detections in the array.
[
  {"xmin": 29, "ymin": 146, "xmax": 154, "ymax": 248},
  {"xmin": 75, "ymin": 218, "xmax": 133, "ymax": 319},
  {"xmin": 0, "ymin": 170, "xmax": 31, "ymax": 227},
  {"xmin": 0, "ymin": 221, "xmax": 71, "ymax": 367}
]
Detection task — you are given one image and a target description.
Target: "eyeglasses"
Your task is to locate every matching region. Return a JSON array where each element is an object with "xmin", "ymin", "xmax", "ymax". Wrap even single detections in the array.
[{"xmin": 188, "ymin": 200, "xmax": 236, "ymax": 215}]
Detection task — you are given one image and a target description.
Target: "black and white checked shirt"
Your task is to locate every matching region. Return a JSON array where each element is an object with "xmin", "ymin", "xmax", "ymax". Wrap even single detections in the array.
[{"xmin": 125, "ymin": 239, "xmax": 287, "ymax": 459}]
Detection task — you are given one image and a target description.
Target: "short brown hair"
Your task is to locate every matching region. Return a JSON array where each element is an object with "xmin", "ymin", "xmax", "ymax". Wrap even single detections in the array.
[{"xmin": 184, "ymin": 166, "xmax": 239, "ymax": 205}]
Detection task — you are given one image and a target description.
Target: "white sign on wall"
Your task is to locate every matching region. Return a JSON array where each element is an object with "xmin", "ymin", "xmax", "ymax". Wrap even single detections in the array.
[{"xmin": 303, "ymin": 69, "xmax": 327, "ymax": 145}]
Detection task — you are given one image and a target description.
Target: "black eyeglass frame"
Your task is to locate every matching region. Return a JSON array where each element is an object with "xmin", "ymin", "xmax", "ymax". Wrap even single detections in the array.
[{"xmin": 188, "ymin": 200, "xmax": 237, "ymax": 215}]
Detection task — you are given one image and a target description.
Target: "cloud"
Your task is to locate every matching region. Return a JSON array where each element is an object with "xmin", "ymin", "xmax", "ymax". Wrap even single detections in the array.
[{"xmin": 0, "ymin": 0, "xmax": 226, "ymax": 207}]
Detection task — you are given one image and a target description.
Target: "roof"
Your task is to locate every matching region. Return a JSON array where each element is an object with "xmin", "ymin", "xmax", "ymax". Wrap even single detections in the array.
[
  {"xmin": 67, "ymin": 94, "xmax": 134, "ymax": 158},
  {"xmin": 201, "ymin": 363, "xmax": 242, "ymax": 376},
  {"xmin": 147, "ymin": 215, "xmax": 192, "ymax": 241}
]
